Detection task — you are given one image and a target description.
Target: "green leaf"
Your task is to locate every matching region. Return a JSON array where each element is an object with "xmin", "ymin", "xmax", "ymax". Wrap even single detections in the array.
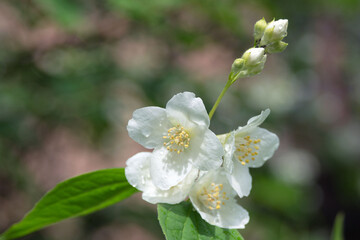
[
  {"xmin": 331, "ymin": 212, "xmax": 345, "ymax": 240},
  {"xmin": 158, "ymin": 201, "xmax": 244, "ymax": 240},
  {"xmin": 1, "ymin": 168, "xmax": 137, "ymax": 240}
]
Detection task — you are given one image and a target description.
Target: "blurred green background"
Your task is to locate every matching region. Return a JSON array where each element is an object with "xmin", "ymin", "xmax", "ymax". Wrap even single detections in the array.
[{"xmin": 0, "ymin": 0, "xmax": 360, "ymax": 239}]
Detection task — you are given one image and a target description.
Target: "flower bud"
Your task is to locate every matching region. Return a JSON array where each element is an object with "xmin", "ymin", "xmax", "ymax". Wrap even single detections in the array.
[
  {"xmin": 230, "ymin": 48, "xmax": 267, "ymax": 78},
  {"xmin": 266, "ymin": 41, "xmax": 288, "ymax": 54},
  {"xmin": 260, "ymin": 19, "xmax": 288, "ymax": 46},
  {"xmin": 242, "ymin": 48, "xmax": 266, "ymax": 67},
  {"xmin": 248, "ymin": 54, "xmax": 267, "ymax": 76},
  {"xmin": 229, "ymin": 58, "xmax": 245, "ymax": 80},
  {"xmin": 231, "ymin": 58, "xmax": 245, "ymax": 72},
  {"xmin": 254, "ymin": 18, "xmax": 267, "ymax": 41}
]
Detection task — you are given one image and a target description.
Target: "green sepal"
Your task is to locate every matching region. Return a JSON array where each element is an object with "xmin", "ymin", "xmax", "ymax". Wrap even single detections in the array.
[{"xmin": 266, "ymin": 41, "xmax": 288, "ymax": 54}]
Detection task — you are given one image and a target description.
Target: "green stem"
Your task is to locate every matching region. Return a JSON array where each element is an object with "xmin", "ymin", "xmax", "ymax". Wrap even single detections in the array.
[{"xmin": 208, "ymin": 77, "xmax": 233, "ymax": 120}]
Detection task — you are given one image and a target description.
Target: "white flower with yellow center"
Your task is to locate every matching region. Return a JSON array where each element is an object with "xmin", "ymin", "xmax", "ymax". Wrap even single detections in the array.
[
  {"xmin": 189, "ymin": 169, "xmax": 249, "ymax": 229},
  {"xmin": 127, "ymin": 92, "xmax": 224, "ymax": 190},
  {"xmin": 218, "ymin": 109, "xmax": 279, "ymax": 197},
  {"xmin": 125, "ymin": 152, "xmax": 198, "ymax": 204}
]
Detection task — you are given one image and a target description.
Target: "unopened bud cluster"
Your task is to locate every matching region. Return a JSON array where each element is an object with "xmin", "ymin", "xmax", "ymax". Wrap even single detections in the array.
[
  {"xmin": 229, "ymin": 18, "xmax": 288, "ymax": 81},
  {"xmin": 254, "ymin": 18, "xmax": 288, "ymax": 53},
  {"xmin": 231, "ymin": 48, "xmax": 267, "ymax": 79}
]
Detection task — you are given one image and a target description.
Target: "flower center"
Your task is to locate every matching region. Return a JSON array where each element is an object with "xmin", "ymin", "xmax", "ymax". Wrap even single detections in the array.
[
  {"xmin": 236, "ymin": 135, "xmax": 261, "ymax": 165},
  {"xmin": 200, "ymin": 183, "xmax": 229, "ymax": 210},
  {"xmin": 163, "ymin": 124, "xmax": 190, "ymax": 154}
]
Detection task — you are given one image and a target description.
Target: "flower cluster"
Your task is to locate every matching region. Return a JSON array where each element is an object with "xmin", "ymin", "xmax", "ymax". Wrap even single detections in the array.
[
  {"xmin": 125, "ymin": 92, "xmax": 279, "ymax": 229},
  {"xmin": 229, "ymin": 18, "xmax": 288, "ymax": 82},
  {"xmin": 230, "ymin": 47, "xmax": 267, "ymax": 79},
  {"xmin": 254, "ymin": 18, "xmax": 288, "ymax": 53}
]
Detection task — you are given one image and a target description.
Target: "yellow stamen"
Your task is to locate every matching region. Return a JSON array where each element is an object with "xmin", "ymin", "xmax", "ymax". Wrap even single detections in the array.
[
  {"xmin": 200, "ymin": 182, "xmax": 229, "ymax": 211},
  {"xmin": 163, "ymin": 124, "xmax": 190, "ymax": 154},
  {"xmin": 235, "ymin": 135, "xmax": 261, "ymax": 165}
]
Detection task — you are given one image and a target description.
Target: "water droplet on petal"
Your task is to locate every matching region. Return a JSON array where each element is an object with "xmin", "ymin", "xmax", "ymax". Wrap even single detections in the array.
[{"xmin": 143, "ymin": 128, "xmax": 151, "ymax": 137}]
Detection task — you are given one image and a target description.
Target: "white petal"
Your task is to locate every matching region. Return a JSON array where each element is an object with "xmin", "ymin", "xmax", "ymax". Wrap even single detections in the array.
[
  {"xmin": 189, "ymin": 169, "xmax": 249, "ymax": 229},
  {"xmin": 125, "ymin": 152, "xmax": 198, "ymax": 204},
  {"xmin": 235, "ymin": 127, "xmax": 279, "ymax": 168},
  {"xmin": 226, "ymin": 161, "xmax": 252, "ymax": 197},
  {"xmin": 237, "ymin": 109, "xmax": 270, "ymax": 134},
  {"xmin": 223, "ymin": 132, "xmax": 253, "ymax": 197},
  {"xmin": 150, "ymin": 147, "xmax": 193, "ymax": 190},
  {"xmin": 143, "ymin": 169, "xmax": 198, "ymax": 204},
  {"xmin": 125, "ymin": 152, "xmax": 152, "ymax": 191},
  {"xmin": 166, "ymin": 92, "xmax": 210, "ymax": 129},
  {"xmin": 223, "ymin": 131, "xmax": 236, "ymax": 174},
  {"xmin": 191, "ymin": 129, "xmax": 224, "ymax": 171},
  {"xmin": 215, "ymin": 199, "xmax": 249, "ymax": 229},
  {"xmin": 127, "ymin": 106, "xmax": 171, "ymax": 149}
]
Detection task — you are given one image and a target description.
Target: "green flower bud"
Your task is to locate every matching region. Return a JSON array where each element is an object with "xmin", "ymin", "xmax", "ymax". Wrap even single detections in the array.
[
  {"xmin": 254, "ymin": 18, "xmax": 267, "ymax": 41},
  {"xmin": 260, "ymin": 19, "xmax": 288, "ymax": 46},
  {"xmin": 229, "ymin": 58, "xmax": 245, "ymax": 80},
  {"xmin": 231, "ymin": 58, "xmax": 245, "ymax": 72},
  {"xmin": 266, "ymin": 41, "xmax": 288, "ymax": 54}
]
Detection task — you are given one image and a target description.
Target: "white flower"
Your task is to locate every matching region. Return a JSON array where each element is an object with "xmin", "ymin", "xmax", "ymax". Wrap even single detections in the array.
[
  {"xmin": 260, "ymin": 19, "xmax": 288, "ymax": 46},
  {"xmin": 189, "ymin": 169, "xmax": 249, "ymax": 229},
  {"xmin": 219, "ymin": 109, "xmax": 279, "ymax": 197},
  {"xmin": 127, "ymin": 92, "xmax": 224, "ymax": 190},
  {"xmin": 125, "ymin": 152, "xmax": 198, "ymax": 204}
]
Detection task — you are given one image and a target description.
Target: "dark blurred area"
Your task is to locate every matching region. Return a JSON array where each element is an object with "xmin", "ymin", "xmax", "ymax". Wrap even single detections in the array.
[{"xmin": 0, "ymin": 0, "xmax": 359, "ymax": 239}]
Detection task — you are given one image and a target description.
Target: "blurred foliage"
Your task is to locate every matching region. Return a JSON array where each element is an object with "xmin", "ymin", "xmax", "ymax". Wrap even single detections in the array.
[
  {"xmin": 0, "ymin": 0, "xmax": 360, "ymax": 239},
  {"xmin": 331, "ymin": 213, "xmax": 345, "ymax": 240}
]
